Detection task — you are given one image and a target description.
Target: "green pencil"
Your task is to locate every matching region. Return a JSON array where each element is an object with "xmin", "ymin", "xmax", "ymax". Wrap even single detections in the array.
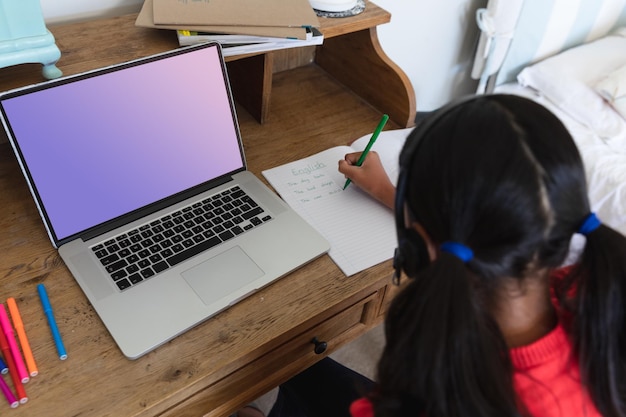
[{"xmin": 343, "ymin": 114, "xmax": 389, "ymax": 190}]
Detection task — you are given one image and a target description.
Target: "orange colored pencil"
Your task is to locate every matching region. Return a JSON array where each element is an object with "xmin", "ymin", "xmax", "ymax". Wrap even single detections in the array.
[{"xmin": 7, "ymin": 298, "xmax": 38, "ymax": 377}]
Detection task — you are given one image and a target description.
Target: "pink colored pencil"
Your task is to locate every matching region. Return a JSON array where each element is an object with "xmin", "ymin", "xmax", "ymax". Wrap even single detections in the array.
[
  {"xmin": 0, "ymin": 327, "xmax": 27, "ymax": 404},
  {"xmin": 0, "ymin": 305, "xmax": 29, "ymax": 384},
  {"xmin": 0, "ymin": 374, "xmax": 18, "ymax": 408}
]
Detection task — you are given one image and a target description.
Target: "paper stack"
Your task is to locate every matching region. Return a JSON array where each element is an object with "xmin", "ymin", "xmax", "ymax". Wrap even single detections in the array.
[{"xmin": 136, "ymin": 0, "xmax": 324, "ymax": 56}]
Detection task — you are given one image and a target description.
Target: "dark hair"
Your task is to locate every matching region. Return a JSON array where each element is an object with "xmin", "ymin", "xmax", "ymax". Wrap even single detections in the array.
[{"xmin": 373, "ymin": 95, "xmax": 626, "ymax": 417}]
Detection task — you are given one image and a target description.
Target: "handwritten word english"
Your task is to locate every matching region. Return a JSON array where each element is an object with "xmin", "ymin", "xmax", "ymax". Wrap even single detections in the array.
[{"xmin": 291, "ymin": 161, "xmax": 326, "ymax": 176}]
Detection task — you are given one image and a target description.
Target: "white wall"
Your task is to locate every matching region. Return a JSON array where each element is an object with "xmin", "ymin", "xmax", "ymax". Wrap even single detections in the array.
[
  {"xmin": 41, "ymin": 0, "xmax": 144, "ymax": 24},
  {"xmin": 374, "ymin": 0, "xmax": 485, "ymax": 110},
  {"xmin": 40, "ymin": 0, "xmax": 485, "ymax": 110}
]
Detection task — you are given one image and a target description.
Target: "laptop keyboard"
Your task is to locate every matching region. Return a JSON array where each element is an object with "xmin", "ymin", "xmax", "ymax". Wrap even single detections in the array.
[{"xmin": 91, "ymin": 186, "xmax": 272, "ymax": 291}]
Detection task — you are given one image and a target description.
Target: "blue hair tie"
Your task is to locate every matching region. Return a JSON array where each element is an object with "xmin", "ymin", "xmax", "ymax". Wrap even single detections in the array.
[
  {"xmin": 578, "ymin": 212, "xmax": 601, "ymax": 235},
  {"xmin": 441, "ymin": 242, "xmax": 474, "ymax": 263}
]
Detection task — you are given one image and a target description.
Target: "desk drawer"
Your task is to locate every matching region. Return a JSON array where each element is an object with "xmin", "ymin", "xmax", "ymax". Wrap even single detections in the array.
[
  {"xmin": 163, "ymin": 292, "xmax": 378, "ymax": 417},
  {"xmin": 286, "ymin": 291, "xmax": 378, "ymax": 358}
]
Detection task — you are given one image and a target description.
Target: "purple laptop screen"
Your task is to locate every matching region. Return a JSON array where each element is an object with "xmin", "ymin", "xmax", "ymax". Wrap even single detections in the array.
[{"xmin": 1, "ymin": 45, "xmax": 244, "ymax": 243}]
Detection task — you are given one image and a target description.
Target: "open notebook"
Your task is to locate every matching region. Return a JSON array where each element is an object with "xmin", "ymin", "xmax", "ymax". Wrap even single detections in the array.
[
  {"xmin": 0, "ymin": 42, "xmax": 329, "ymax": 359},
  {"xmin": 263, "ymin": 128, "xmax": 412, "ymax": 276}
]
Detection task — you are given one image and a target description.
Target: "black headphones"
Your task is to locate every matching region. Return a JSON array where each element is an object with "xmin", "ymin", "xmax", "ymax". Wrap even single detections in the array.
[{"xmin": 392, "ymin": 95, "xmax": 482, "ymax": 283}]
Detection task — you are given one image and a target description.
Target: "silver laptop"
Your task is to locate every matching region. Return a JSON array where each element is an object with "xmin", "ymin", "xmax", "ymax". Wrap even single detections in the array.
[{"xmin": 0, "ymin": 42, "xmax": 329, "ymax": 359}]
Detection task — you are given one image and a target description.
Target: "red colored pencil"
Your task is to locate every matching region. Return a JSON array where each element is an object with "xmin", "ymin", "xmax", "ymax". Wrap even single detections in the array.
[{"xmin": 0, "ymin": 326, "xmax": 27, "ymax": 403}]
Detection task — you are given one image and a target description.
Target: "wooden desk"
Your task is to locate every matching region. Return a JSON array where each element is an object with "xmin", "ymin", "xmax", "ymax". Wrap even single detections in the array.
[{"xmin": 0, "ymin": 4, "xmax": 412, "ymax": 416}]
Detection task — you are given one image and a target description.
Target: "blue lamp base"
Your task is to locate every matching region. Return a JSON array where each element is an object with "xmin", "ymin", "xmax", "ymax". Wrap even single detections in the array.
[
  {"xmin": 0, "ymin": 0, "xmax": 63, "ymax": 80},
  {"xmin": 0, "ymin": 30, "xmax": 62, "ymax": 80}
]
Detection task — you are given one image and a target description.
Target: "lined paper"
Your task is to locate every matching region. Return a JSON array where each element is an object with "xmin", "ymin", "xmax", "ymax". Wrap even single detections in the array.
[{"xmin": 262, "ymin": 128, "xmax": 412, "ymax": 276}]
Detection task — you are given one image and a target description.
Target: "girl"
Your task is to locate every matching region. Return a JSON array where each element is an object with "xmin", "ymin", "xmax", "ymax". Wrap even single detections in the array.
[{"xmin": 240, "ymin": 94, "xmax": 626, "ymax": 417}]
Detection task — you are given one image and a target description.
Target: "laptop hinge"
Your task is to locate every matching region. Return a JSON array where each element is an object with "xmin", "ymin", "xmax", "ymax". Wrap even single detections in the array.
[{"xmin": 77, "ymin": 174, "xmax": 235, "ymax": 244}]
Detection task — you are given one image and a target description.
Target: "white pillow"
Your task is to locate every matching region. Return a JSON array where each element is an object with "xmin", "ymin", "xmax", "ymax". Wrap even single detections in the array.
[
  {"xmin": 518, "ymin": 66, "xmax": 625, "ymax": 138},
  {"xmin": 595, "ymin": 64, "xmax": 626, "ymax": 120},
  {"xmin": 517, "ymin": 29, "xmax": 626, "ymax": 138}
]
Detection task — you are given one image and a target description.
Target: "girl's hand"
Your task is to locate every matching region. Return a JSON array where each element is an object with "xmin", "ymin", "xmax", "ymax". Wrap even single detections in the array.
[{"xmin": 338, "ymin": 151, "xmax": 395, "ymax": 209}]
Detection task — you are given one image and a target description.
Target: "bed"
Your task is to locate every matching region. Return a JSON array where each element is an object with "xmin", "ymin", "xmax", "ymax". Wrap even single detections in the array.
[{"xmin": 471, "ymin": 0, "xmax": 626, "ymax": 251}]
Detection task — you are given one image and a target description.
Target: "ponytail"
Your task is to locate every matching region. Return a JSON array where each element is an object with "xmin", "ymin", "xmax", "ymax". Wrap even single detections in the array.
[
  {"xmin": 559, "ymin": 223, "xmax": 626, "ymax": 417},
  {"xmin": 374, "ymin": 254, "xmax": 522, "ymax": 417}
]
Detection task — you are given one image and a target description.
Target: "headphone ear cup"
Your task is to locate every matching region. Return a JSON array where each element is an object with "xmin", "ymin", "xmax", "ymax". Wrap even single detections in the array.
[{"xmin": 394, "ymin": 227, "xmax": 429, "ymax": 280}]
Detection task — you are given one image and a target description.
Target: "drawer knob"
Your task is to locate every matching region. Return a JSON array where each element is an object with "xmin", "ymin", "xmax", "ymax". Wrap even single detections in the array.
[{"xmin": 311, "ymin": 337, "xmax": 327, "ymax": 354}]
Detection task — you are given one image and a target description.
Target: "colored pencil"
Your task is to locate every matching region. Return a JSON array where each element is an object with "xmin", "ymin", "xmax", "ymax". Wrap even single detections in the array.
[
  {"xmin": 0, "ymin": 374, "xmax": 18, "ymax": 408},
  {"xmin": 37, "ymin": 284, "xmax": 67, "ymax": 360},
  {"xmin": 0, "ymin": 305, "xmax": 29, "ymax": 383},
  {"xmin": 343, "ymin": 114, "xmax": 389, "ymax": 190},
  {"xmin": 0, "ymin": 326, "xmax": 27, "ymax": 404},
  {"xmin": 7, "ymin": 298, "xmax": 38, "ymax": 377}
]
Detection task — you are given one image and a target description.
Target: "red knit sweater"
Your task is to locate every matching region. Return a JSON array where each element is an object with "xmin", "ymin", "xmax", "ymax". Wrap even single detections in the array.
[{"xmin": 350, "ymin": 323, "xmax": 601, "ymax": 417}]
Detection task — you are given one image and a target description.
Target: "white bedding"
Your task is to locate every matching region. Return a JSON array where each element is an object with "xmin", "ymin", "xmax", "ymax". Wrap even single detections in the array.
[
  {"xmin": 469, "ymin": 0, "xmax": 626, "ymax": 265},
  {"xmin": 496, "ymin": 83, "xmax": 626, "ymax": 239}
]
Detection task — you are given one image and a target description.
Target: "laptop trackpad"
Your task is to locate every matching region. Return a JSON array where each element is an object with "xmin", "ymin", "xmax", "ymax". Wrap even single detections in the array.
[{"xmin": 182, "ymin": 246, "xmax": 264, "ymax": 306}]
